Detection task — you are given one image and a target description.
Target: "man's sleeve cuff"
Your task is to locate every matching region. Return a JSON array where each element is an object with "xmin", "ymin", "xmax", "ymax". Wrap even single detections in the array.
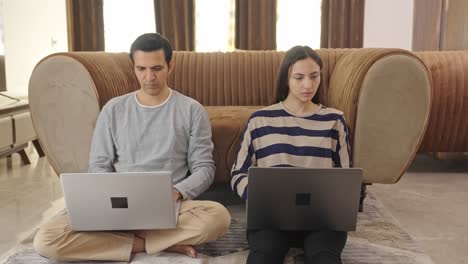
[{"xmin": 173, "ymin": 184, "xmax": 190, "ymax": 200}]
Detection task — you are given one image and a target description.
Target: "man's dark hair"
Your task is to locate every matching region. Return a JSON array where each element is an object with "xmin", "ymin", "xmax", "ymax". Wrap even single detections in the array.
[
  {"xmin": 129, "ymin": 33, "xmax": 173, "ymax": 64},
  {"xmin": 275, "ymin": 46, "xmax": 323, "ymax": 104}
]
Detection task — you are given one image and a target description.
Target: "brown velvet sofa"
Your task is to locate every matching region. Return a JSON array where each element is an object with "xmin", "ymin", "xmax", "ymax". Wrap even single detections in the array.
[
  {"xmin": 415, "ymin": 51, "xmax": 468, "ymax": 154},
  {"xmin": 28, "ymin": 49, "xmax": 432, "ymax": 206}
]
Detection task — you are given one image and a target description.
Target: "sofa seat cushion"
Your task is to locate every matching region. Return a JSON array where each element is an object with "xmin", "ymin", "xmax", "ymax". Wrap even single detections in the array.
[
  {"xmin": 205, "ymin": 106, "xmax": 262, "ymax": 183},
  {"xmin": 14, "ymin": 112, "xmax": 36, "ymax": 145},
  {"xmin": 0, "ymin": 99, "xmax": 29, "ymax": 116},
  {"xmin": 0, "ymin": 98, "xmax": 33, "ymax": 155},
  {"xmin": 0, "ymin": 116, "xmax": 13, "ymax": 150}
]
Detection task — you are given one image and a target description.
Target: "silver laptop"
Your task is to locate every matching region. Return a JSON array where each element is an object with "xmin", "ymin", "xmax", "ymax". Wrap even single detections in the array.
[
  {"xmin": 247, "ymin": 167, "xmax": 362, "ymax": 231},
  {"xmin": 60, "ymin": 171, "xmax": 181, "ymax": 231}
]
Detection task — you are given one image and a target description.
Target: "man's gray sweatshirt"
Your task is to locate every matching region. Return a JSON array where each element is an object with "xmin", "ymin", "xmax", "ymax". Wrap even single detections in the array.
[{"xmin": 88, "ymin": 89, "xmax": 215, "ymax": 199}]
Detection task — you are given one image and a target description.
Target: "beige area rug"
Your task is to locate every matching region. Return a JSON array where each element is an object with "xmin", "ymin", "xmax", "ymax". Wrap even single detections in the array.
[{"xmin": 0, "ymin": 191, "xmax": 434, "ymax": 264}]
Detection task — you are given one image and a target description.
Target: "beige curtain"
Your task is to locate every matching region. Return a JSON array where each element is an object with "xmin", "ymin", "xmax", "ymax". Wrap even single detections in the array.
[
  {"xmin": 66, "ymin": 0, "xmax": 105, "ymax": 51},
  {"xmin": 235, "ymin": 0, "xmax": 277, "ymax": 50},
  {"xmin": 321, "ymin": 0, "xmax": 365, "ymax": 48},
  {"xmin": 154, "ymin": 0, "xmax": 195, "ymax": 51},
  {"xmin": 412, "ymin": 0, "xmax": 444, "ymax": 51}
]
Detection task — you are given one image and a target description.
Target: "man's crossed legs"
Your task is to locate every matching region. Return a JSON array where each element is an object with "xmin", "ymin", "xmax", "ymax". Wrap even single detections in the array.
[{"xmin": 33, "ymin": 200, "xmax": 231, "ymax": 262}]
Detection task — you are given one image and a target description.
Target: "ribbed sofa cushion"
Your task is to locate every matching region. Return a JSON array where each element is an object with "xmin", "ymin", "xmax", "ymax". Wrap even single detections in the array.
[
  {"xmin": 169, "ymin": 50, "xmax": 350, "ymax": 106},
  {"xmin": 416, "ymin": 51, "xmax": 468, "ymax": 152}
]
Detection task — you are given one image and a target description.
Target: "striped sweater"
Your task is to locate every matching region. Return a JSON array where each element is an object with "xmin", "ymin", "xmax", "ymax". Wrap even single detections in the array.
[{"xmin": 230, "ymin": 102, "xmax": 351, "ymax": 200}]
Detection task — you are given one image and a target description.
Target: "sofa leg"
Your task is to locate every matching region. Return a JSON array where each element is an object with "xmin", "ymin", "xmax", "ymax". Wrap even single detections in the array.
[
  {"xmin": 33, "ymin": 139, "xmax": 45, "ymax": 157},
  {"xmin": 359, "ymin": 183, "xmax": 369, "ymax": 212},
  {"xmin": 18, "ymin": 149, "xmax": 31, "ymax": 165}
]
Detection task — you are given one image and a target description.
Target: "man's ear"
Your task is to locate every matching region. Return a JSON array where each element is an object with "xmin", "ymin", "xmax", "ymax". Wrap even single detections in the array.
[{"xmin": 168, "ymin": 59, "xmax": 175, "ymax": 74}]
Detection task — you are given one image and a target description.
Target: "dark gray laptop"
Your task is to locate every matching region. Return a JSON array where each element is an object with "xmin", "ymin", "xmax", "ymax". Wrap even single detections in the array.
[
  {"xmin": 247, "ymin": 167, "xmax": 362, "ymax": 231},
  {"xmin": 60, "ymin": 171, "xmax": 181, "ymax": 231}
]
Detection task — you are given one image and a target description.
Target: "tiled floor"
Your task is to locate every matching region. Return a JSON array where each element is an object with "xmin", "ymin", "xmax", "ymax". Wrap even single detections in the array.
[
  {"xmin": 371, "ymin": 154, "xmax": 468, "ymax": 264},
  {"xmin": 0, "ymin": 146, "xmax": 467, "ymax": 264},
  {"xmin": 0, "ymin": 146, "xmax": 62, "ymax": 255}
]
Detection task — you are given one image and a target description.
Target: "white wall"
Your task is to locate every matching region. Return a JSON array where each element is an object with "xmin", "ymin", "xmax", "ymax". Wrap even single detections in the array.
[
  {"xmin": 0, "ymin": 0, "xmax": 5, "ymax": 55},
  {"xmin": 363, "ymin": 0, "xmax": 414, "ymax": 50},
  {"xmin": 3, "ymin": 0, "xmax": 68, "ymax": 97}
]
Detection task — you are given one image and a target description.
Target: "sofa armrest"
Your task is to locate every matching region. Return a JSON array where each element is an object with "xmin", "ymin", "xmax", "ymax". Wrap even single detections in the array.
[
  {"xmin": 328, "ymin": 49, "xmax": 431, "ymax": 184},
  {"xmin": 29, "ymin": 53, "xmax": 138, "ymax": 175}
]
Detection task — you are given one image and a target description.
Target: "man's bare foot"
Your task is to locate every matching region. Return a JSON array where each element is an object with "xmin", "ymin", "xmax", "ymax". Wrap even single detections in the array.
[
  {"xmin": 165, "ymin": 245, "xmax": 197, "ymax": 258},
  {"xmin": 131, "ymin": 236, "xmax": 145, "ymax": 253}
]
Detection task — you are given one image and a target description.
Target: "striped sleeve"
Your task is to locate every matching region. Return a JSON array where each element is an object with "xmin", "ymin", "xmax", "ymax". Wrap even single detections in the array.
[
  {"xmin": 332, "ymin": 115, "xmax": 352, "ymax": 168},
  {"xmin": 230, "ymin": 120, "xmax": 256, "ymax": 201}
]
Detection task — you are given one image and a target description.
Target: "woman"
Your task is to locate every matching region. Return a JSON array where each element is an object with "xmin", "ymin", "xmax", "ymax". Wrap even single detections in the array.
[{"xmin": 231, "ymin": 46, "xmax": 351, "ymax": 264}]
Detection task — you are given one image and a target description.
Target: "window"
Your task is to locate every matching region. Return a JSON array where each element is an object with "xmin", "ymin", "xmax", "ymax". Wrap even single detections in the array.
[
  {"xmin": 276, "ymin": 0, "xmax": 322, "ymax": 51},
  {"xmin": 103, "ymin": 0, "xmax": 321, "ymax": 52},
  {"xmin": 103, "ymin": 0, "xmax": 156, "ymax": 52},
  {"xmin": 195, "ymin": 0, "xmax": 235, "ymax": 52}
]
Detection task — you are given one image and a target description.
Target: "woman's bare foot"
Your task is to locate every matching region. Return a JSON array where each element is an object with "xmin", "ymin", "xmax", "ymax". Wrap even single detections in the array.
[{"xmin": 164, "ymin": 245, "xmax": 197, "ymax": 258}]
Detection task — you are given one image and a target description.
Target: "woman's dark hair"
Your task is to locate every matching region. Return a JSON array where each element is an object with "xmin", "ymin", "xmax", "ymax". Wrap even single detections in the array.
[
  {"xmin": 129, "ymin": 33, "xmax": 173, "ymax": 64},
  {"xmin": 275, "ymin": 46, "xmax": 323, "ymax": 104}
]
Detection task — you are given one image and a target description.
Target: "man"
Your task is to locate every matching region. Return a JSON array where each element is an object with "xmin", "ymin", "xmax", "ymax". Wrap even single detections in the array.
[{"xmin": 33, "ymin": 33, "xmax": 231, "ymax": 262}]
